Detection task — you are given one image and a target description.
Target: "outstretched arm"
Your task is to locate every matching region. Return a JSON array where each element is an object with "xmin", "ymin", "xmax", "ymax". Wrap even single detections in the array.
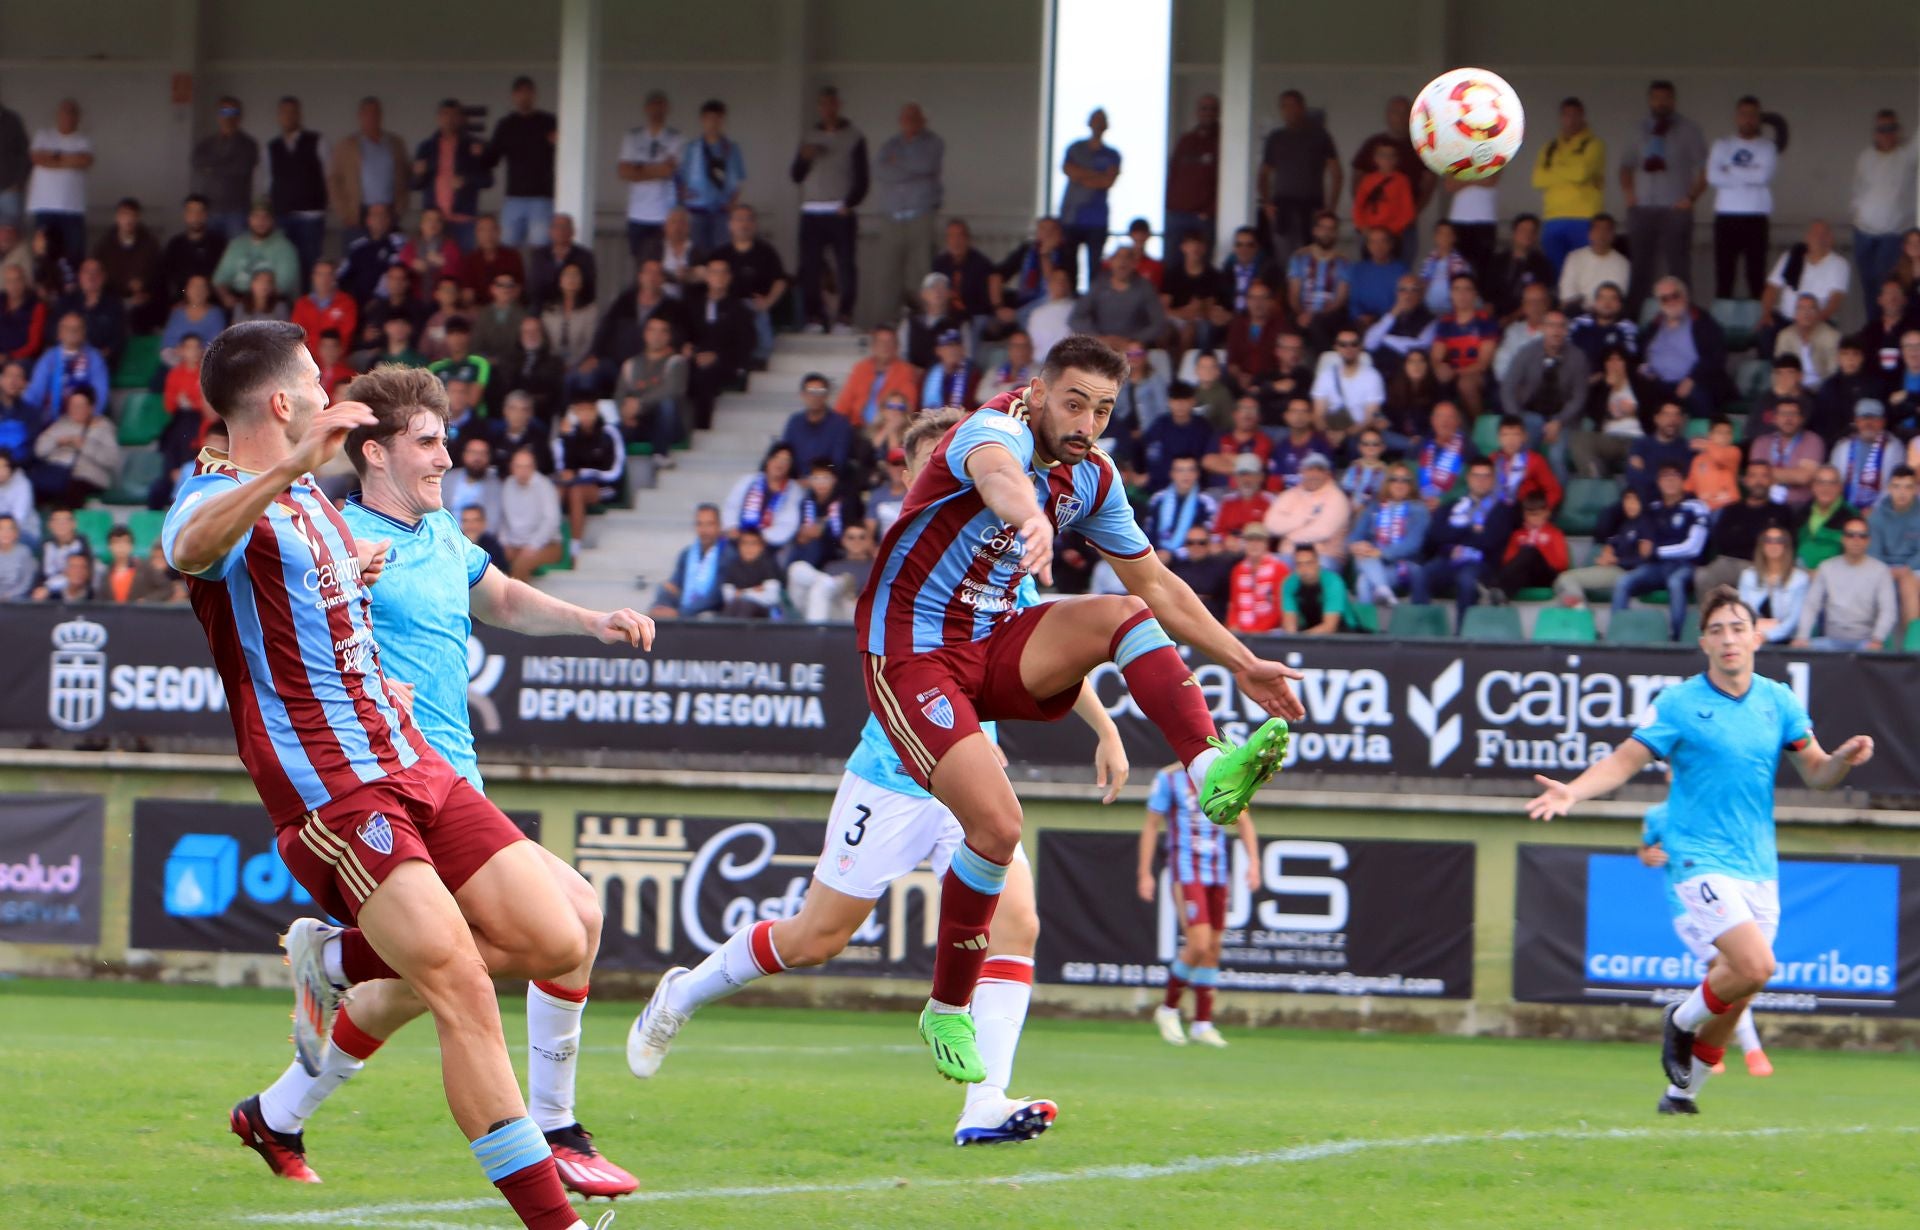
[
  {"xmin": 470, "ymin": 566, "xmax": 654, "ymax": 647},
  {"xmin": 1137, "ymin": 809, "xmax": 1165, "ymax": 901},
  {"xmin": 1235, "ymin": 811, "xmax": 1260, "ymax": 891},
  {"xmin": 1790, "ymin": 733, "xmax": 1874, "ymax": 791},
  {"xmin": 1526, "ymin": 738, "xmax": 1654, "ymax": 821},
  {"xmin": 966, "ymin": 443, "xmax": 1053, "ymax": 583},
  {"xmin": 1072, "ymin": 684, "xmax": 1129, "ymax": 803}
]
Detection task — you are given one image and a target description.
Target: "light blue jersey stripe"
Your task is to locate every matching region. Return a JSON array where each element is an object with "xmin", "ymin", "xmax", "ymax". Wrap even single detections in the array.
[
  {"xmin": 865, "ymin": 495, "xmax": 947, "ymax": 655},
  {"xmin": 289, "ymin": 495, "xmax": 384, "ymax": 786},
  {"xmin": 306, "ymin": 496, "xmax": 418, "ymax": 775},
  {"xmin": 227, "ymin": 549, "xmax": 328, "ymax": 809}
]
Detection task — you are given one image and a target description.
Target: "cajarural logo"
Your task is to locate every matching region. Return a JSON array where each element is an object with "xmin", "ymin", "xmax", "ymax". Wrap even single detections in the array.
[
  {"xmin": 48, "ymin": 618, "xmax": 108, "ymax": 732},
  {"xmin": 1407, "ymin": 660, "xmax": 1464, "ymax": 768}
]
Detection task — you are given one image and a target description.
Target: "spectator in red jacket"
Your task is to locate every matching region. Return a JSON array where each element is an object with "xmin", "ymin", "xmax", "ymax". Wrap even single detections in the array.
[
  {"xmin": 1352, "ymin": 143, "xmax": 1417, "ymax": 243},
  {"xmin": 836, "ymin": 325, "xmax": 920, "ymax": 425},
  {"xmin": 1224, "ymin": 279, "xmax": 1280, "ymax": 387},
  {"xmin": 1212, "ymin": 452, "xmax": 1274, "ymax": 539},
  {"xmin": 1497, "ymin": 494, "xmax": 1570, "ymax": 594},
  {"xmin": 1489, "ymin": 413, "xmax": 1563, "ymax": 509},
  {"xmin": 1226, "ymin": 522, "xmax": 1289, "ymax": 632},
  {"xmin": 291, "ymin": 258, "xmax": 356, "ymax": 358}
]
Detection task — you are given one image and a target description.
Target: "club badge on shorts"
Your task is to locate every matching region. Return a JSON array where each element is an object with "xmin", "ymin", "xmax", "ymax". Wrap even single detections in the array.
[
  {"xmin": 836, "ymin": 853, "xmax": 856, "ymax": 875},
  {"xmin": 919, "ymin": 689, "xmax": 956, "ymax": 730},
  {"xmin": 358, "ymin": 813, "xmax": 395, "ymax": 856}
]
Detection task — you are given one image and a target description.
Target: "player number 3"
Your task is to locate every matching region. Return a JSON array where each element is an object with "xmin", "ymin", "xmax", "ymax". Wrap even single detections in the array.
[{"xmin": 844, "ymin": 804, "xmax": 871, "ymax": 847}]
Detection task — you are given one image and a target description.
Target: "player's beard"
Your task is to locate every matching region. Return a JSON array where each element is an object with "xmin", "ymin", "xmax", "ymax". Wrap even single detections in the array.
[{"xmin": 1034, "ymin": 413, "xmax": 1093, "ymax": 466}]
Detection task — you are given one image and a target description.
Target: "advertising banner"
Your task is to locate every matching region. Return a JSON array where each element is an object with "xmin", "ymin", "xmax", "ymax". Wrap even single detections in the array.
[
  {"xmin": 0, "ymin": 794, "xmax": 104, "ymax": 945},
  {"xmin": 1513, "ymin": 844, "xmax": 1920, "ymax": 1016},
  {"xmin": 129, "ymin": 800, "xmax": 538, "ymax": 953},
  {"xmin": 1034, "ymin": 831, "xmax": 1475, "ymax": 998},
  {"xmin": 575, "ymin": 812, "xmax": 935, "ymax": 979}
]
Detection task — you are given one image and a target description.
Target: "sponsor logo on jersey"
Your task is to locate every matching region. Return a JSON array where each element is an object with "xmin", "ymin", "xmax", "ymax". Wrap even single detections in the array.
[{"xmin": 358, "ymin": 813, "xmax": 395, "ymax": 856}]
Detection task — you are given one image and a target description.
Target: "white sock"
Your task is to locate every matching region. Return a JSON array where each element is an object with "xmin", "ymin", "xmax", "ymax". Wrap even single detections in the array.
[
  {"xmin": 1733, "ymin": 1008, "xmax": 1761, "ymax": 1054},
  {"xmin": 321, "ymin": 936, "xmax": 346, "ymax": 988},
  {"xmin": 1673, "ymin": 984, "xmax": 1717, "ymax": 1032},
  {"xmin": 965, "ymin": 958, "xmax": 1033, "ymax": 1110},
  {"xmin": 257, "ymin": 1046, "xmax": 365, "ymax": 1135},
  {"xmin": 667, "ymin": 920, "xmax": 783, "ymax": 1015},
  {"xmin": 526, "ymin": 982, "xmax": 586, "ymax": 1133},
  {"xmin": 1186, "ymin": 747, "xmax": 1222, "ymax": 790}
]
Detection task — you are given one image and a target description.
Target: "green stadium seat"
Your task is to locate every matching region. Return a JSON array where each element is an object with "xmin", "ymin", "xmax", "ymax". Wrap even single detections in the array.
[
  {"xmin": 1460, "ymin": 606, "xmax": 1522, "ymax": 641},
  {"xmin": 1904, "ymin": 621, "xmax": 1920, "ymax": 653},
  {"xmin": 1513, "ymin": 587, "xmax": 1555, "ymax": 602},
  {"xmin": 1533, "ymin": 606, "xmax": 1598, "ymax": 642},
  {"xmin": 1471, "ymin": 413, "xmax": 1503, "ymax": 457},
  {"xmin": 113, "ymin": 335, "xmax": 162, "ymax": 390},
  {"xmin": 116, "ymin": 392, "xmax": 170, "ymax": 447},
  {"xmin": 127, "ymin": 508, "xmax": 166, "ymax": 555},
  {"xmin": 74, "ymin": 507, "xmax": 114, "ymax": 556},
  {"xmin": 1556, "ymin": 477, "xmax": 1618, "ymax": 535},
  {"xmin": 624, "ymin": 440, "xmax": 655, "ymax": 457},
  {"xmin": 1389, "ymin": 604, "xmax": 1452, "ymax": 638},
  {"xmin": 1605, "ymin": 608, "xmax": 1672, "ymax": 643},
  {"xmin": 1711, "ymin": 298, "xmax": 1763, "ymax": 352},
  {"xmin": 1735, "ymin": 357, "xmax": 1772, "ymax": 401},
  {"xmin": 1346, "ymin": 601, "xmax": 1380, "ymax": 634},
  {"xmin": 106, "ymin": 449, "xmax": 165, "ymax": 506},
  {"xmin": 1681, "ymin": 610, "xmax": 1701, "ymax": 642},
  {"xmin": 1685, "ymin": 417, "xmax": 1711, "ymax": 439}
]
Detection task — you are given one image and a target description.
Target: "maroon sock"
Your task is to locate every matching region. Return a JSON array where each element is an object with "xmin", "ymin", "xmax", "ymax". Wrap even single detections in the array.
[
  {"xmin": 1163, "ymin": 976, "xmax": 1187, "ymax": 1010},
  {"xmin": 1195, "ymin": 985, "xmax": 1215, "ymax": 1024},
  {"xmin": 1111, "ymin": 612, "xmax": 1216, "ymax": 765},
  {"xmin": 337, "ymin": 928, "xmax": 399, "ymax": 984},
  {"xmin": 929, "ymin": 845, "xmax": 1008, "ymax": 1007},
  {"xmin": 493, "ymin": 1156, "xmax": 578, "ymax": 1229}
]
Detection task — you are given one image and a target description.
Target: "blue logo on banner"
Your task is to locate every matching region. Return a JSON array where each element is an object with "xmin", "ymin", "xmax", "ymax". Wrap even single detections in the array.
[
  {"xmin": 1583, "ymin": 854, "xmax": 1899, "ymax": 994},
  {"xmin": 163, "ymin": 833, "xmax": 312, "ymax": 918}
]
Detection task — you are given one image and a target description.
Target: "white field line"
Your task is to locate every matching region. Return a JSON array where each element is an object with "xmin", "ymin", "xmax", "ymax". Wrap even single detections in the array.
[{"xmin": 241, "ymin": 1122, "xmax": 1920, "ymax": 1227}]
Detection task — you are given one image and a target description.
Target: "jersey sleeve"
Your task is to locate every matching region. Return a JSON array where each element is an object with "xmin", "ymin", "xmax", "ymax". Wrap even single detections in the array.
[
  {"xmin": 461, "ymin": 527, "xmax": 493, "ymax": 587},
  {"xmin": 943, "ymin": 410, "xmax": 1034, "ymax": 482},
  {"xmin": 1777, "ymin": 682, "xmax": 1812, "ymax": 751},
  {"xmin": 1147, "ymin": 769, "xmax": 1173, "ymax": 815},
  {"xmin": 161, "ymin": 470, "xmax": 248, "ymax": 580},
  {"xmin": 1630, "ymin": 686, "xmax": 1682, "ymax": 760},
  {"xmin": 1641, "ymin": 802, "xmax": 1666, "ymax": 847},
  {"xmin": 1075, "ymin": 452, "xmax": 1152, "ymax": 560}
]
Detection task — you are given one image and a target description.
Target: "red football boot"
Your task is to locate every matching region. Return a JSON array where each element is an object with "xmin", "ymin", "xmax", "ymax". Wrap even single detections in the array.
[
  {"xmin": 230, "ymin": 1095, "xmax": 321, "ymax": 1183},
  {"xmin": 545, "ymin": 1123, "xmax": 639, "ymax": 1198}
]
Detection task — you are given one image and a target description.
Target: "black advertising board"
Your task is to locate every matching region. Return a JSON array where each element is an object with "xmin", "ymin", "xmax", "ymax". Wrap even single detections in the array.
[
  {"xmin": 0, "ymin": 793, "xmax": 104, "ymax": 945},
  {"xmin": 1035, "ymin": 830, "xmax": 1475, "ymax": 998}
]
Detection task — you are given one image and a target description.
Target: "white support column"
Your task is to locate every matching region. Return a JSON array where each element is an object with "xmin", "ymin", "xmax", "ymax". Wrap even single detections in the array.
[
  {"xmin": 166, "ymin": 0, "xmax": 204, "ymax": 213},
  {"xmin": 1217, "ymin": 0, "xmax": 1256, "ymax": 238},
  {"xmin": 554, "ymin": 0, "xmax": 602, "ymax": 244},
  {"xmin": 1036, "ymin": 0, "xmax": 1058, "ymax": 220},
  {"xmin": 772, "ymin": 0, "xmax": 813, "ymax": 264}
]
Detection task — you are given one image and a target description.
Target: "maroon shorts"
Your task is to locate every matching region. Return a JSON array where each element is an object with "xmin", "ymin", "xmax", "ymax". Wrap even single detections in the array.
[
  {"xmin": 1180, "ymin": 882, "xmax": 1228, "ymax": 930},
  {"xmin": 277, "ymin": 751, "xmax": 527, "ymax": 924},
  {"xmin": 863, "ymin": 603, "xmax": 1082, "ymax": 789}
]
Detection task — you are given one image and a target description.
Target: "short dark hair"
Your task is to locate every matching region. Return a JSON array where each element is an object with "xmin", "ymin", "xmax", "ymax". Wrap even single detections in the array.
[
  {"xmin": 1313, "ymin": 209, "xmax": 1339, "ymax": 227},
  {"xmin": 108, "ymin": 525, "xmax": 132, "ymax": 542},
  {"xmin": 1167, "ymin": 379, "xmax": 1195, "ymax": 399},
  {"xmin": 903, "ymin": 406, "xmax": 967, "ymax": 463},
  {"xmin": 64, "ymin": 385, "xmax": 95, "ymax": 409},
  {"xmin": 1891, "ymin": 464, "xmax": 1917, "ymax": 481},
  {"xmin": 1699, "ymin": 585, "xmax": 1753, "ymax": 630},
  {"xmin": 279, "ymin": 94, "xmax": 300, "ymax": 107},
  {"xmin": 511, "ymin": 76, "xmax": 535, "ymax": 91},
  {"xmin": 1293, "ymin": 542, "xmax": 1318, "ymax": 557},
  {"xmin": 1040, "ymin": 335, "xmax": 1127, "ymax": 386},
  {"xmin": 694, "ymin": 502, "xmax": 720, "ymax": 518},
  {"xmin": 1839, "ymin": 332, "xmax": 1867, "ymax": 352},
  {"xmin": 701, "ymin": 99, "xmax": 726, "ymax": 116},
  {"xmin": 1736, "ymin": 94, "xmax": 1761, "ymax": 109},
  {"xmin": 1657, "ymin": 461, "xmax": 1686, "ymax": 476},
  {"xmin": 1561, "ymin": 96, "xmax": 1584, "ymax": 110},
  {"xmin": 115, "ymin": 196, "xmax": 141, "ymax": 213},
  {"xmin": 1512, "ymin": 211, "xmax": 1540, "ymax": 228},
  {"xmin": 1592, "ymin": 212, "xmax": 1616, "ymax": 227},
  {"xmin": 1521, "ymin": 494, "xmax": 1549, "ymax": 513},
  {"xmin": 184, "ymin": 193, "xmax": 210, "ymax": 209},
  {"xmin": 201, "ymin": 320, "xmax": 311, "ymax": 421},
  {"xmin": 341, "ymin": 366, "xmax": 449, "ymax": 475},
  {"xmin": 1497, "ymin": 414, "xmax": 1525, "ymax": 432},
  {"xmin": 1649, "ymin": 79, "xmax": 1675, "ymax": 93},
  {"xmin": 439, "ymin": 97, "xmax": 462, "ymax": 111},
  {"xmin": 1467, "ymin": 457, "xmax": 1495, "ymax": 472},
  {"xmin": 1280, "ymin": 89, "xmax": 1304, "ymax": 105}
]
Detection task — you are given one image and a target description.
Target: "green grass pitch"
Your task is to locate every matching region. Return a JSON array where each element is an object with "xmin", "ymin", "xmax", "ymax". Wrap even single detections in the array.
[{"xmin": 3, "ymin": 979, "xmax": 1916, "ymax": 1229}]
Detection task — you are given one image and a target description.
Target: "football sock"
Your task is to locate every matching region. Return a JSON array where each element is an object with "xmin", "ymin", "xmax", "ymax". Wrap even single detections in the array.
[
  {"xmin": 1669, "ymin": 1042, "xmax": 1724, "ymax": 1100},
  {"xmin": 1108, "ymin": 612, "xmax": 1216, "ymax": 768},
  {"xmin": 929, "ymin": 843, "xmax": 1009, "ymax": 1011},
  {"xmin": 1186, "ymin": 747, "xmax": 1222, "ymax": 791},
  {"xmin": 1674, "ymin": 979, "xmax": 1733, "ymax": 1032},
  {"xmin": 472, "ymin": 1117, "xmax": 577, "ymax": 1230},
  {"xmin": 1191, "ymin": 965, "xmax": 1218, "ymax": 1025},
  {"xmin": 331, "ymin": 928, "xmax": 400, "ymax": 986},
  {"xmin": 526, "ymin": 981, "xmax": 588, "ymax": 1133},
  {"xmin": 258, "ymin": 1002, "xmax": 384, "ymax": 1134},
  {"xmin": 966, "ymin": 956, "xmax": 1034, "ymax": 1108},
  {"xmin": 1734, "ymin": 1008, "xmax": 1762, "ymax": 1054},
  {"xmin": 669, "ymin": 919, "xmax": 785, "ymax": 1015},
  {"xmin": 1164, "ymin": 958, "xmax": 1191, "ymax": 1010}
]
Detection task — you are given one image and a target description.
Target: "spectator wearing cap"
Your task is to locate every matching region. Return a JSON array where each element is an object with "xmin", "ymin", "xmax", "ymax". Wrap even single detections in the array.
[
  {"xmin": 1748, "ymin": 399, "xmax": 1825, "ymax": 508},
  {"xmin": 1413, "ymin": 456, "xmax": 1513, "ymax": 625},
  {"xmin": 933, "ymin": 218, "xmax": 1000, "ymax": 340},
  {"xmin": 1349, "ymin": 463, "xmax": 1430, "ymax": 605},
  {"xmin": 921, "ymin": 329, "xmax": 976, "ymax": 409},
  {"xmin": 412, "ymin": 99, "xmax": 491, "ymax": 251},
  {"xmin": 1282, "ymin": 543, "xmax": 1348, "ymax": 635},
  {"xmin": 1204, "ymin": 397, "xmax": 1272, "ymax": 488},
  {"xmin": 329, "ymin": 96, "xmax": 410, "ymax": 238},
  {"xmin": 1263, "ymin": 452, "xmax": 1351, "ymax": 563},
  {"xmin": 440, "ymin": 369, "xmax": 494, "ymax": 456},
  {"xmin": 1212, "ymin": 450, "xmax": 1274, "ymax": 539},
  {"xmin": 1146, "ymin": 456, "xmax": 1217, "ymax": 560},
  {"xmin": 91, "ymin": 197, "xmax": 161, "ymax": 306},
  {"xmin": 1226, "ymin": 523, "xmax": 1288, "ymax": 632},
  {"xmin": 485, "ymin": 77, "xmax": 558, "ymax": 249},
  {"xmin": 868, "ymin": 103, "xmax": 945, "ymax": 328},
  {"xmin": 190, "ymin": 96, "xmax": 259, "ymax": 241},
  {"xmin": 1831, "ymin": 398, "xmax": 1908, "ymax": 511},
  {"xmin": 714, "ymin": 204, "xmax": 788, "ymax": 364},
  {"xmin": 552, "ymin": 398, "xmax": 626, "ymax": 543},
  {"xmin": 837, "ymin": 325, "xmax": 919, "ymax": 425},
  {"xmin": 781, "ymin": 372, "xmax": 854, "ymax": 473},
  {"xmin": 1132, "ymin": 383, "xmax": 1213, "ymax": 493},
  {"xmin": 1868, "ymin": 464, "xmax": 1920, "ymax": 625},
  {"xmin": 1069, "ymin": 244, "xmax": 1165, "ymax": 352},
  {"xmin": 209, "ymin": 202, "xmax": 299, "ymax": 308},
  {"xmin": 903, "ymin": 271, "xmax": 969, "ymax": 370},
  {"xmin": 618, "ymin": 91, "xmax": 686, "ymax": 260},
  {"xmin": 679, "ymin": 100, "xmax": 747, "ymax": 255}
]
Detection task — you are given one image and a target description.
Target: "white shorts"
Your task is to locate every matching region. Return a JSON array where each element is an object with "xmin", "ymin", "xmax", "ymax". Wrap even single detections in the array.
[
  {"xmin": 1674, "ymin": 874, "xmax": 1780, "ymax": 951},
  {"xmin": 813, "ymin": 770, "xmax": 1027, "ymax": 900}
]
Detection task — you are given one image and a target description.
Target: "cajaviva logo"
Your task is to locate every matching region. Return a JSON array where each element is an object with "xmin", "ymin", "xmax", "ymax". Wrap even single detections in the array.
[{"xmin": 0, "ymin": 853, "xmax": 83, "ymax": 893}]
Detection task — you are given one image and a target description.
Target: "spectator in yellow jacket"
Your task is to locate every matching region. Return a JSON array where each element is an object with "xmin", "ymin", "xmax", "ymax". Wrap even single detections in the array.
[{"xmin": 1533, "ymin": 97, "xmax": 1607, "ymax": 278}]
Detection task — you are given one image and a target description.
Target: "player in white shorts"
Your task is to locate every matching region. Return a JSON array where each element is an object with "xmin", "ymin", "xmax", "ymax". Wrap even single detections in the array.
[
  {"xmin": 1636, "ymin": 802, "xmax": 1772, "ymax": 1076},
  {"xmin": 625, "ymin": 407, "xmax": 1130, "ymax": 1145}
]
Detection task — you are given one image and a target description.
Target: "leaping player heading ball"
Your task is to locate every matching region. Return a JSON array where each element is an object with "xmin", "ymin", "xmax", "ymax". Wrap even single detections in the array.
[{"xmin": 852, "ymin": 334, "xmax": 1305, "ymax": 1084}]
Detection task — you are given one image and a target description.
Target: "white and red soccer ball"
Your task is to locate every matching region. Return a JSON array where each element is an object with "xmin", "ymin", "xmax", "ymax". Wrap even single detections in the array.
[{"xmin": 1410, "ymin": 67, "xmax": 1524, "ymax": 181}]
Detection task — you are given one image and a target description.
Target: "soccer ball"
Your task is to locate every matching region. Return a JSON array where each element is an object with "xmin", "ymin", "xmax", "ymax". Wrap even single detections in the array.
[{"xmin": 1409, "ymin": 67, "xmax": 1524, "ymax": 181}]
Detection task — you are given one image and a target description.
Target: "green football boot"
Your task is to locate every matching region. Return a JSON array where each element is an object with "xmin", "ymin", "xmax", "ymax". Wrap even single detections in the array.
[{"xmin": 1197, "ymin": 718, "xmax": 1292, "ymax": 825}]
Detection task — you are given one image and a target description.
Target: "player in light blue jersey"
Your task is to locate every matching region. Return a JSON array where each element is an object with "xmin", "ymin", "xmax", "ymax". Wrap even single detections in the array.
[
  {"xmin": 628, "ymin": 407, "xmax": 1131, "ymax": 1147},
  {"xmin": 1531, "ymin": 586, "xmax": 1871, "ymax": 1115},
  {"xmin": 1637, "ymin": 803, "xmax": 1772, "ymax": 1077},
  {"xmin": 235, "ymin": 366, "xmax": 652, "ymax": 1198}
]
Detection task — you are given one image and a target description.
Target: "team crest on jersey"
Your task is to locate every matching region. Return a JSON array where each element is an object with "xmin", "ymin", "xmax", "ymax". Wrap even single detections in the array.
[
  {"xmin": 358, "ymin": 813, "xmax": 395, "ymax": 856},
  {"xmin": 920, "ymin": 691, "xmax": 956, "ymax": 730},
  {"xmin": 1052, "ymin": 494, "xmax": 1083, "ymax": 526}
]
